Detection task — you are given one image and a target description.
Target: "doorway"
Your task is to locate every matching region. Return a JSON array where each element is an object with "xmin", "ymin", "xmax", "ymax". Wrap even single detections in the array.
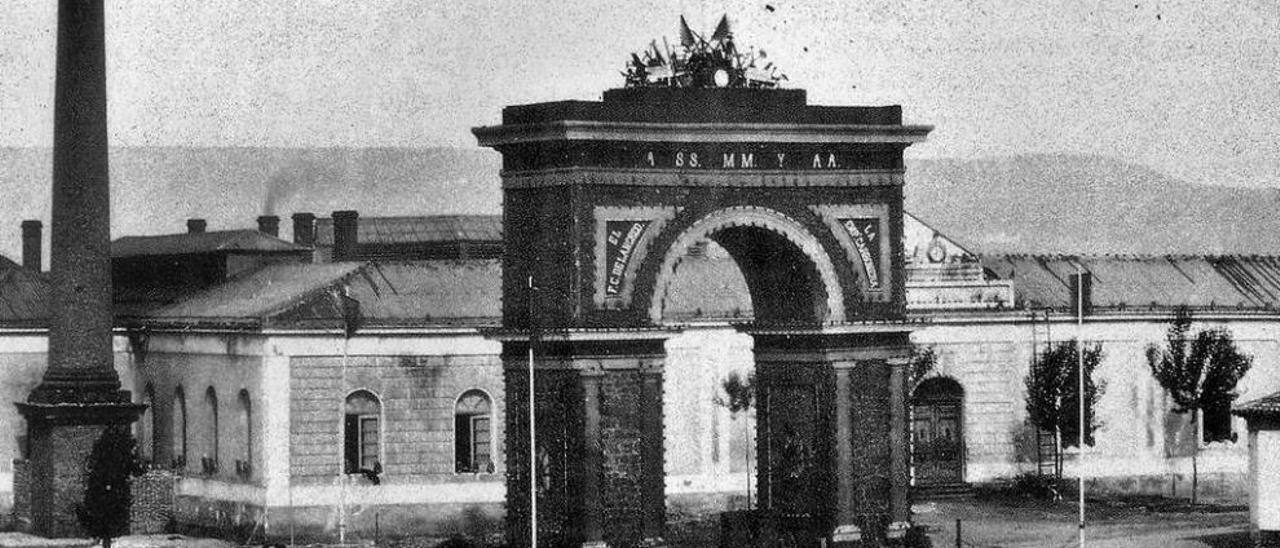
[{"xmin": 911, "ymin": 377, "xmax": 965, "ymax": 484}]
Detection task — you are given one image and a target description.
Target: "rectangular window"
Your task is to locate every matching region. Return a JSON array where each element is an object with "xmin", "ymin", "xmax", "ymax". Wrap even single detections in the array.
[
  {"xmin": 456, "ymin": 415, "xmax": 475, "ymax": 472},
  {"xmin": 360, "ymin": 416, "xmax": 380, "ymax": 470},
  {"xmin": 345, "ymin": 414, "xmax": 379, "ymax": 473},
  {"xmin": 1202, "ymin": 404, "xmax": 1235, "ymax": 444}
]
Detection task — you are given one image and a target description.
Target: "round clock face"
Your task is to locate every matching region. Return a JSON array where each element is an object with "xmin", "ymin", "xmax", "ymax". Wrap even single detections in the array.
[
  {"xmin": 713, "ymin": 69, "xmax": 730, "ymax": 87},
  {"xmin": 926, "ymin": 240, "xmax": 948, "ymax": 263}
]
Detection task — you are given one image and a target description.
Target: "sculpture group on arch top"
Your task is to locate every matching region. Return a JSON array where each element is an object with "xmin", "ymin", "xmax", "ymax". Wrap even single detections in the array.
[{"xmin": 624, "ymin": 15, "xmax": 788, "ymax": 89}]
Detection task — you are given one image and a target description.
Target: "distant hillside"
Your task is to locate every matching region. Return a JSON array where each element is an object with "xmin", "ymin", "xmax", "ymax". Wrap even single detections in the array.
[
  {"xmin": 905, "ymin": 154, "xmax": 1280, "ymax": 255},
  {"xmin": 1, "ymin": 148, "xmax": 1277, "ymax": 263}
]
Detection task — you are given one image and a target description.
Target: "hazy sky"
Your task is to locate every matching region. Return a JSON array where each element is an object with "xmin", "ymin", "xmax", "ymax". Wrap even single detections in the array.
[{"xmin": 1, "ymin": 1, "xmax": 1278, "ymax": 188}]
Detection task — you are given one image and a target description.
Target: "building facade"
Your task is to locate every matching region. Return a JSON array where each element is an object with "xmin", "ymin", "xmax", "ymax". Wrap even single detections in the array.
[{"xmin": 1, "ymin": 211, "xmax": 1277, "ymax": 537}]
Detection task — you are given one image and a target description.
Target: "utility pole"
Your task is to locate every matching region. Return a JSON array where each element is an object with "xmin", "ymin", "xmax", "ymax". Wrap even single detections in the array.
[
  {"xmin": 527, "ymin": 275, "xmax": 538, "ymax": 548},
  {"xmin": 1076, "ymin": 263, "xmax": 1086, "ymax": 548}
]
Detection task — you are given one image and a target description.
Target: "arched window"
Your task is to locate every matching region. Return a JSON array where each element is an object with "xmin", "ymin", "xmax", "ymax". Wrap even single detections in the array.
[
  {"xmin": 455, "ymin": 390, "xmax": 493, "ymax": 473},
  {"xmin": 237, "ymin": 390, "xmax": 253, "ymax": 479},
  {"xmin": 140, "ymin": 383, "xmax": 155, "ymax": 462},
  {"xmin": 344, "ymin": 390, "xmax": 381, "ymax": 474},
  {"xmin": 204, "ymin": 387, "xmax": 219, "ymax": 475},
  {"xmin": 172, "ymin": 386, "xmax": 187, "ymax": 469}
]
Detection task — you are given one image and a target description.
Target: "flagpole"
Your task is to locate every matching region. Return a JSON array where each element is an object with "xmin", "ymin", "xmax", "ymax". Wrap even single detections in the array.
[
  {"xmin": 527, "ymin": 275, "xmax": 538, "ymax": 548},
  {"xmin": 1077, "ymin": 264, "xmax": 1085, "ymax": 547}
]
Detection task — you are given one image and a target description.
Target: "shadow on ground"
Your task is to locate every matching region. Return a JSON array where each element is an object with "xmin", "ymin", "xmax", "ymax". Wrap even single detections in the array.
[{"xmin": 1185, "ymin": 531, "xmax": 1254, "ymax": 548}]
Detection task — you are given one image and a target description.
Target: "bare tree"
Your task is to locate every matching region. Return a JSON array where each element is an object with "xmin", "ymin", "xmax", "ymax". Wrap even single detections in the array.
[{"xmin": 1147, "ymin": 306, "xmax": 1252, "ymax": 504}]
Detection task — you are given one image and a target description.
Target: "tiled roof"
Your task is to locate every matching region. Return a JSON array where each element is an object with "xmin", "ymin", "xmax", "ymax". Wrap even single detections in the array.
[
  {"xmin": 149, "ymin": 262, "xmax": 365, "ymax": 322},
  {"xmin": 313, "ymin": 215, "xmax": 502, "ymax": 247},
  {"xmin": 981, "ymin": 254, "xmax": 1280, "ymax": 312},
  {"xmin": 147, "ymin": 260, "xmax": 506, "ymax": 327},
  {"xmin": 325, "ymin": 260, "xmax": 503, "ymax": 327},
  {"xmin": 659, "ymin": 253, "xmax": 752, "ymax": 321},
  {"xmin": 1234, "ymin": 391, "xmax": 1280, "ymax": 419},
  {"xmin": 143, "ymin": 255, "xmax": 755, "ymax": 328},
  {"xmin": 112, "ymin": 230, "xmax": 308, "ymax": 258},
  {"xmin": 0, "ymin": 255, "xmax": 49, "ymax": 325}
]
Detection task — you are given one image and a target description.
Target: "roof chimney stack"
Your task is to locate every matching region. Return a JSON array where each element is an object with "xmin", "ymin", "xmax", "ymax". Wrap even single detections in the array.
[
  {"xmin": 21, "ymin": 220, "xmax": 41, "ymax": 271},
  {"xmin": 257, "ymin": 215, "xmax": 279, "ymax": 238},
  {"xmin": 292, "ymin": 212, "xmax": 316, "ymax": 247},
  {"xmin": 187, "ymin": 219, "xmax": 207, "ymax": 234},
  {"xmin": 332, "ymin": 210, "xmax": 359, "ymax": 261},
  {"xmin": 1070, "ymin": 270, "xmax": 1093, "ymax": 317}
]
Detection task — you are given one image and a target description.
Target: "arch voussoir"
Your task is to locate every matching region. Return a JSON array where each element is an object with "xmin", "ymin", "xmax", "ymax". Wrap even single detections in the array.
[{"xmin": 646, "ymin": 205, "xmax": 846, "ymax": 325}]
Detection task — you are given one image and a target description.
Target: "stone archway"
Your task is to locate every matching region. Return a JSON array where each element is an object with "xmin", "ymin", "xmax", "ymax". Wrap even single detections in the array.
[
  {"xmin": 647, "ymin": 205, "xmax": 846, "ymax": 325},
  {"xmin": 477, "ymin": 86, "xmax": 930, "ymax": 547}
]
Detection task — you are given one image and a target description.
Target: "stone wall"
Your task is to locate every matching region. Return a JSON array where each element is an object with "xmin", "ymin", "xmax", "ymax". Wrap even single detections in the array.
[
  {"xmin": 11, "ymin": 459, "xmax": 28, "ymax": 529},
  {"xmin": 913, "ymin": 316, "xmax": 1280, "ymax": 498},
  {"xmin": 129, "ymin": 349, "xmax": 263, "ymax": 483},
  {"xmin": 131, "ymin": 469, "xmax": 176, "ymax": 533},
  {"xmin": 289, "ymin": 354, "xmax": 505, "ymax": 484}
]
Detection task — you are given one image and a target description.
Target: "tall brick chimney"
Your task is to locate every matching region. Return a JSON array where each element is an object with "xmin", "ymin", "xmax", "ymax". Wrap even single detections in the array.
[
  {"xmin": 257, "ymin": 215, "xmax": 280, "ymax": 237},
  {"xmin": 17, "ymin": 0, "xmax": 144, "ymax": 537},
  {"xmin": 292, "ymin": 212, "xmax": 316, "ymax": 246},
  {"xmin": 187, "ymin": 218, "xmax": 207, "ymax": 233},
  {"xmin": 332, "ymin": 210, "xmax": 359, "ymax": 260},
  {"xmin": 20, "ymin": 220, "xmax": 41, "ymax": 271}
]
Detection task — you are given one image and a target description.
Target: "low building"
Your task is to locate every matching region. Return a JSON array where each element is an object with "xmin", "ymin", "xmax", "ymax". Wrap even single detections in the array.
[{"xmin": 0, "ymin": 212, "xmax": 1276, "ymax": 537}]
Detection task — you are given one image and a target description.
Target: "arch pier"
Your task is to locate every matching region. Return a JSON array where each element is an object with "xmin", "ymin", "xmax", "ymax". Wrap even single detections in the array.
[{"xmin": 476, "ymin": 87, "xmax": 931, "ymax": 547}]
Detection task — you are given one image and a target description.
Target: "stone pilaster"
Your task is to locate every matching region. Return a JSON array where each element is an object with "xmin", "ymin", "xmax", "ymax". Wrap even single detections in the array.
[
  {"xmin": 887, "ymin": 356, "xmax": 912, "ymax": 525},
  {"xmin": 748, "ymin": 327, "xmax": 913, "ymax": 546},
  {"xmin": 499, "ymin": 333, "xmax": 671, "ymax": 548}
]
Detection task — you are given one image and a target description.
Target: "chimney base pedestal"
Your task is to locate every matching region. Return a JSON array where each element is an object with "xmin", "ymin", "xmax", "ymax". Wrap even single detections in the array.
[{"xmin": 13, "ymin": 401, "xmax": 145, "ymax": 537}]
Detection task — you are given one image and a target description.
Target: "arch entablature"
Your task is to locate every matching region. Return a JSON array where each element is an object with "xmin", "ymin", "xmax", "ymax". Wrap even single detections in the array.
[{"xmin": 641, "ymin": 205, "xmax": 847, "ymax": 325}]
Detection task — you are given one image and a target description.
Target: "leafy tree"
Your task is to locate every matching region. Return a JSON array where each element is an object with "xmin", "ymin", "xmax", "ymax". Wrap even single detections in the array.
[
  {"xmin": 910, "ymin": 346, "xmax": 937, "ymax": 390},
  {"xmin": 1025, "ymin": 339, "xmax": 1105, "ymax": 476},
  {"xmin": 1146, "ymin": 306, "xmax": 1252, "ymax": 504},
  {"xmin": 714, "ymin": 371, "xmax": 755, "ymax": 508},
  {"xmin": 77, "ymin": 425, "xmax": 144, "ymax": 548}
]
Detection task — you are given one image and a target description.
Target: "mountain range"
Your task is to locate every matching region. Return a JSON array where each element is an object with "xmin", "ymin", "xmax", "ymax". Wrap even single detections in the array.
[
  {"xmin": 1, "ymin": 147, "xmax": 1277, "ymax": 263},
  {"xmin": 905, "ymin": 154, "xmax": 1280, "ymax": 255}
]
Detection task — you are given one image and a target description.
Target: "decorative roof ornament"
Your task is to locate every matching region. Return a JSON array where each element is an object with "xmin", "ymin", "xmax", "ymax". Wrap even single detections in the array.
[{"xmin": 623, "ymin": 15, "xmax": 788, "ymax": 89}]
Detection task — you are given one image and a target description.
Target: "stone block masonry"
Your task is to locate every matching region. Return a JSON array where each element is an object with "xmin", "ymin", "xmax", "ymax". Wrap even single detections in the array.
[
  {"xmin": 500, "ymin": 338, "xmax": 667, "ymax": 548},
  {"xmin": 289, "ymin": 354, "xmax": 504, "ymax": 485},
  {"xmin": 25, "ymin": 423, "xmax": 108, "ymax": 536},
  {"xmin": 130, "ymin": 469, "xmax": 176, "ymax": 534}
]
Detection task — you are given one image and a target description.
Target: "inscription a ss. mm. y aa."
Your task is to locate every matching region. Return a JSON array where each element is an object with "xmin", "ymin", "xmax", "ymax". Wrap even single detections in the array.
[{"xmin": 643, "ymin": 149, "xmax": 847, "ymax": 170}]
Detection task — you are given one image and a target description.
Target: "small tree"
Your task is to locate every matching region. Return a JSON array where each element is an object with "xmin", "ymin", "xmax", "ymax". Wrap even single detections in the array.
[
  {"xmin": 77, "ymin": 425, "xmax": 144, "ymax": 548},
  {"xmin": 1147, "ymin": 306, "xmax": 1252, "ymax": 504},
  {"xmin": 714, "ymin": 371, "xmax": 755, "ymax": 508},
  {"xmin": 1025, "ymin": 339, "xmax": 1105, "ymax": 477},
  {"xmin": 910, "ymin": 346, "xmax": 937, "ymax": 389}
]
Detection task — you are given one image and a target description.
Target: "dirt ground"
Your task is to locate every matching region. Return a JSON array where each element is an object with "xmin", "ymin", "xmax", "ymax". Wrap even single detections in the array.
[
  {"xmin": 913, "ymin": 498, "xmax": 1252, "ymax": 548},
  {"xmin": 0, "ymin": 498, "xmax": 1254, "ymax": 548},
  {"xmin": 0, "ymin": 533, "xmax": 236, "ymax": 548}
]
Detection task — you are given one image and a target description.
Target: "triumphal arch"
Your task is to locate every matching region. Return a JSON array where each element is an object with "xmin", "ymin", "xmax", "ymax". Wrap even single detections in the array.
[{"xmin": 475, "ymin": 26, "xmax": 931, "ymax": 547}]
